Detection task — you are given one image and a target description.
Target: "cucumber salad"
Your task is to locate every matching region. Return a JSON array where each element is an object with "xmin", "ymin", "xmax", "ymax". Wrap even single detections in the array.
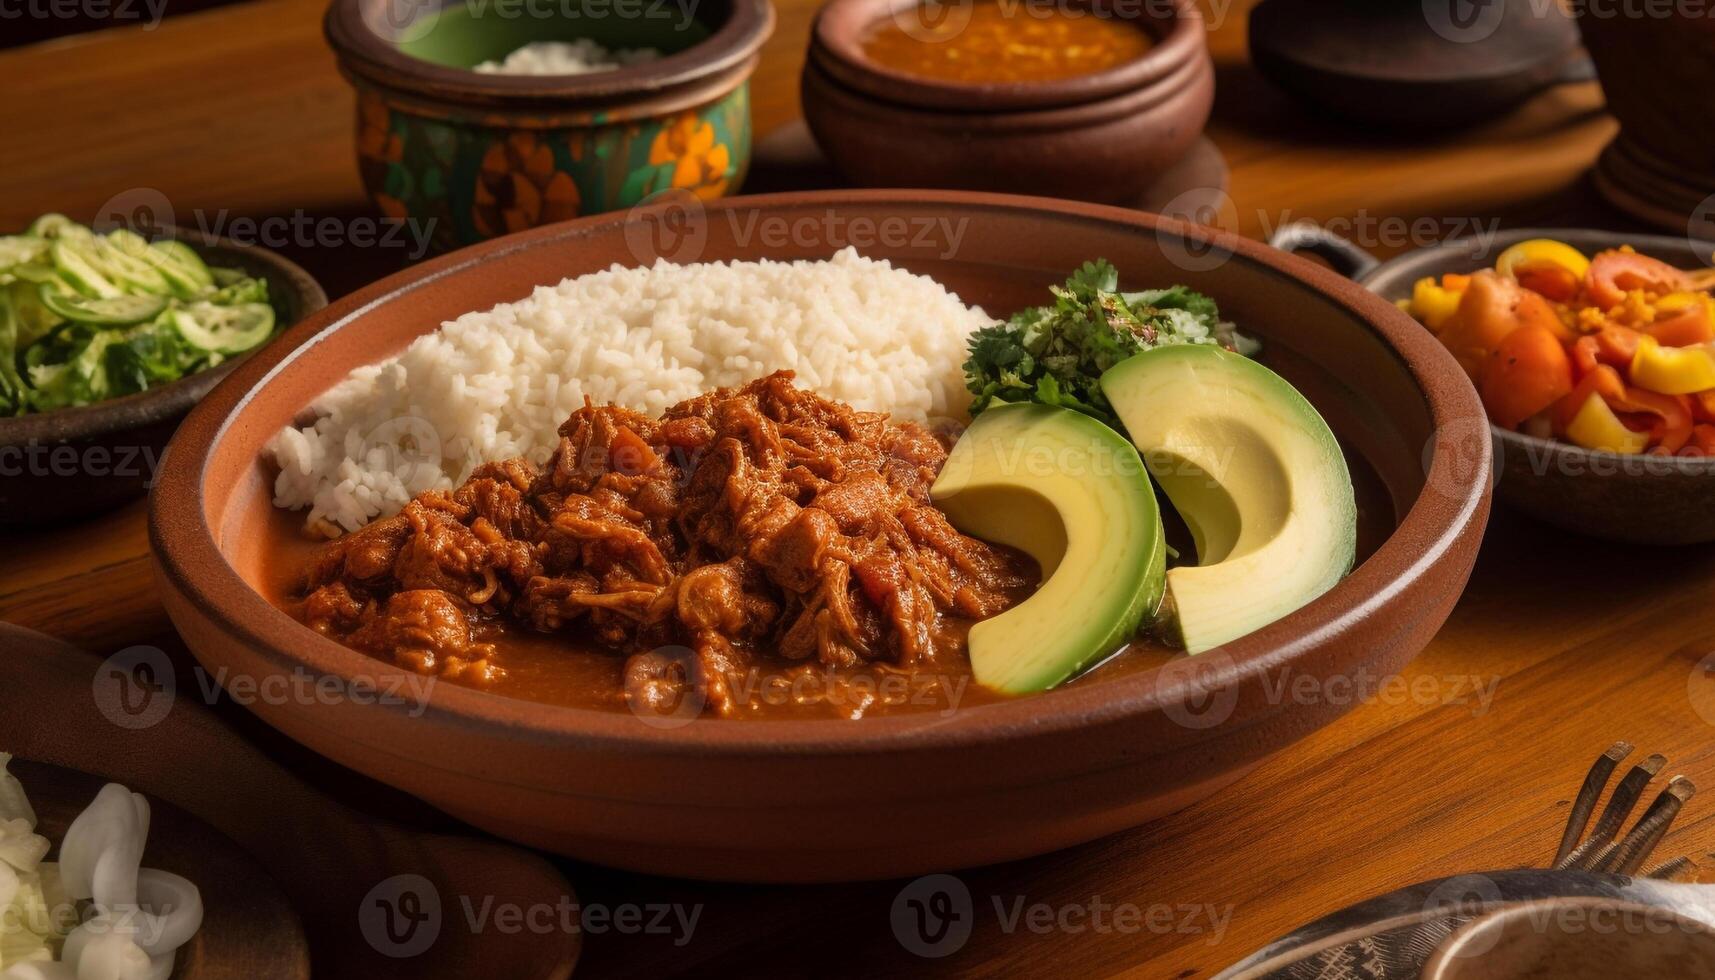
[{"xmin": 0, "ymin": 215, "xmax": 277, "ymax": 416}]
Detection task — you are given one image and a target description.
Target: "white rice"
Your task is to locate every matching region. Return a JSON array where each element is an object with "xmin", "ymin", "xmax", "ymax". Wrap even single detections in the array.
[
  {"xmin": 473, "ymin": 39, "xmax": 661, "ymax": 76},
  {"xmin": 269, "ymin": 248, "xmax": 992, "ymax": 534}
]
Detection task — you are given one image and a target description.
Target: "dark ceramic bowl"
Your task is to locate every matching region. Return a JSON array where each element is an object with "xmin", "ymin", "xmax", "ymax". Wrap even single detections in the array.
[
  {"xmin": 801, "ymin": 0, "xmax": 1213, "ymax": 203},
  {"xmin": 0, "ymin": 229, "xmax": 325, "ymax": 525},
  {"xmin": 324, "ymin": 0, "xmax": 774, "ymax": 252},
  {"xmin": 1579, "ymin": 5, "xmax": 1715, "ymax": 231},
  {"xmin": 151, "ymin": 191, "xmax": 1490, "ymax": 882},
  {"xmin": 1271, "ymin": 224, "xmax": 1715, "ymax": 546}
]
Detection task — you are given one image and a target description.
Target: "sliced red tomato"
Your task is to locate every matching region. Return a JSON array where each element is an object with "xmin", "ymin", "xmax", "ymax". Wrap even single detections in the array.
[
  {"xmin": 1611, "ymin": 385, "xmax": 1695, "ymax": 453},
  {"xmin": 1585, "ymin": 250, "xmax": 1689, "ymax": 310},
  {"xmin": 1554, "ymin": 365, "xmax": 1628, "ymax": 433},
  {"xmin": 1481, "ymin": 325, "xmax": 1574, "ymax": 430},
  {"xmin": 1644, "ymin": 302, "xmax": 1715, "ymax": 347}
]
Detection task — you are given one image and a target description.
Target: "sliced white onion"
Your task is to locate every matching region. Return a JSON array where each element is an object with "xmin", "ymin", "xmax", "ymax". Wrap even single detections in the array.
[
  {"xmin": 59, "ymin": 919, "xmax": 149, "ymax": 980},
  {"xmin": 0, "ymin": 962, "xmax": 78, "ymax": 980},
  {"xmin": 0, "ymin": 756, "xmax": 37, "ymax": 831},
  {"xmin": 125, "ymin": 871, "xmax": 201, "ymax": 956},
  {"xmin": 57, "ymin": 788, "xmax": 144, "ymax": 905},
  {"xmin": 0, "ymin": 924, "xmax": 51, "ymax": 969},
  {"xmin": 32, "ymin": 866, "xmax": 73, "ymax": 940},
  {"xmin": 0, "ymin": 860, "xmax": 18, "ymax": 910},
  {"xmin": 0, "ymin": 832, "xmax": 51, "ymax": 877}
]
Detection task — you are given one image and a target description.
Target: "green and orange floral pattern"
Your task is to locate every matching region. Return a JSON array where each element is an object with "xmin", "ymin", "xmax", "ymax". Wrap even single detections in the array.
[{"xmin": 354, "ymin": 85, "xmax": 751, "ymax": 252}]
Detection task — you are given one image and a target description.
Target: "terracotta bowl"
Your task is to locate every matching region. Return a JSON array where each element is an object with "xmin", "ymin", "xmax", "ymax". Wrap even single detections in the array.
[
  {"xmin": 0, "ymin": 228, "xmax": 325, "ymax": 525},
  {"xmin": 801, "ymin": 0, "xmax": 1213, "ymax": 203},
  {"xmin": 1274, "ymin": 224, "xmax": 1715, "ymax": 546},
  {"xmin": 150, "ymin": 191, "xmax": 1490, "ymax": 883},
  {"xmin": 324, "ymin": 0, "xmax": 774, "ymax": 252}
]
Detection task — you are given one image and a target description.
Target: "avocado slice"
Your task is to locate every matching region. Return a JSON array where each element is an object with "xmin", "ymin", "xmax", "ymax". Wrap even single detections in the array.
[
  {"xmin": 931, "ymin": 403, "xmax": 1167, "ymax": 694},
  {"xmin": 1101, "ymin": 345, "xmax": 1357, "ymax": 653}
]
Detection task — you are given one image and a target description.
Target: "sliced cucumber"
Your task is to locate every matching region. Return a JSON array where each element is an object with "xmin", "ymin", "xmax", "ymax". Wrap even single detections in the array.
[
  {"xmin": 8, "ymin": 280, "xmax": 63, "ymax": 347},
  {"xmin": 50, "ymin": 241, "xmax": 121, "ymax": 299},
  {"xmin": 210, "ymin": 266, "xmax": 247, "ymax": 288},
  {"xmin": 39, "ymin": 288, "xmax": 167, "ymax": 327},
  {"xmin": 11, "ymin": 263, "xmax": 68, "ymax": 288},
  {"xmin": 90, "ymin": 238, "xmax": 171, "ymax": 294},
  {"xmin": 170, "ymin": 301, "xmax": 274, "ymax": 354},
  {"xmin": 0, "ymin": 235, "xmax": 46, "ymax": 271},
  {"xmin": 206, "ymin": 275, "xmax": 269, "ymax": 306},
  {"xmin": 27, "ymin": 214, "xmax": 77, "ymax": 239}
]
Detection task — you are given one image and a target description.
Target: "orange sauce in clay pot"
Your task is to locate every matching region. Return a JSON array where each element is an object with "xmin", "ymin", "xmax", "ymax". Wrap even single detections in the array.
[{"xmin": 861, "ymin": 2, "xmax": 1154, "ymax": 84}]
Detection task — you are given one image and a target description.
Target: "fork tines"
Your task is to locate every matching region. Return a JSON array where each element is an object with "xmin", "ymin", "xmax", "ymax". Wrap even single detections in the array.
[{"xmin": 1553, "ymin": 741, "xmax": 1697, "ymax": 877}]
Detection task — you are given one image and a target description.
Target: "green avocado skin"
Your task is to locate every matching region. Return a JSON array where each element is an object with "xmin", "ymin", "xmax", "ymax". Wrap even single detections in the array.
[{"xmin": 931, "ymin": 403, "xmax": 1167, "ymax": 695}]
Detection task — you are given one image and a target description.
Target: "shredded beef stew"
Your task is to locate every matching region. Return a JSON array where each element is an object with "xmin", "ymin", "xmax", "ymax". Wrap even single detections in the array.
[{"xmin": 286, "ymin": 372, "xmax": 1039, "ymax": 719}]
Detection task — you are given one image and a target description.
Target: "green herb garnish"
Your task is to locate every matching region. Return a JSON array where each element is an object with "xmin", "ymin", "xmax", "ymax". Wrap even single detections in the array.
[{"xmin": 963, "ymin": 260, "xmax": 1256, "ymax": 430}]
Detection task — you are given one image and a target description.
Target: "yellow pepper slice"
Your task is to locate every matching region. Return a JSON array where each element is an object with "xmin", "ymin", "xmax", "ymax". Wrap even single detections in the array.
[
  {"xmin": 1497, "ymin": 239, "xmax": 1591, "ymax": 281},
  {"xmin": 1565, "ymin": 393, "xmax": 1651, "ymax": 454},
  {"xmin": 1410, "ymin": 276, "xmax": 1463, "ymax": 331},
  {"xmin": 1630, "ymin": 335, "xmax": 1715, "ymax": 395}
]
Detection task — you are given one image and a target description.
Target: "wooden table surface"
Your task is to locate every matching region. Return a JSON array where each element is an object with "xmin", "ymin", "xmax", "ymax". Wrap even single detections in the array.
[{"xmin": 7, "ymin": 2, "xmax": 1713, "ymax": 977}]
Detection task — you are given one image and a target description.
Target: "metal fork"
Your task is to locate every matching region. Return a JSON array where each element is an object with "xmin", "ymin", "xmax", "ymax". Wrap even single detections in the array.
[
  {"xmin": 1213, "ymin": 741, "xmax": 1709, "ymax": 979},
  {"xmin": 1551, "ymin": 740, "xmax": 1698, "ymax": 879}
]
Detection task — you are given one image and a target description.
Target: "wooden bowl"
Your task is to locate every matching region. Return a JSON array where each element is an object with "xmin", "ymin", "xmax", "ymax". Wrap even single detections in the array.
[
  {"xmin": 0, "ymin": 229, "xmax": 325, "ymax": 525},
  {"xmin": 323, "ymin": 0, "xmax": 774, "ymax": 251},
  {"xmin": 149, "ymin": 191, "xmax": 1490, "ymax": 883},
  {"xmin": 0, "ymin": 623, "xmax": 580, "ymax": 978},
  {"xmin": 1342, "ymin": 227, "xmax": 1715, "ymax": 546},
  {"xmin": 801, "ymin": 0, "xmax": 1213, "ymax": 203}
]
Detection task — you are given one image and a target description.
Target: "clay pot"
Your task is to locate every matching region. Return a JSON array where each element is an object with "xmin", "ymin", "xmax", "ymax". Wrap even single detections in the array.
[
  {"xmin": 323, "ymin": 0, "xmax": 774, "ymax": 251},
  {"xmin": 801, "ymin": 0, "xmax": 1213, "ymax": 203},
  {"xmin": 151, "ymin": 191, "xmax": 1489, "ymax": 882},
  {"xmin": 1579, "ymin": 6, "xmax": 1715, "ymax": 230}
]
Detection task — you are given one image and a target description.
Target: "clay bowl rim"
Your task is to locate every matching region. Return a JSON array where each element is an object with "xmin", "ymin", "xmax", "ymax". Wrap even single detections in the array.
[
  {"xmin": 800, "ymin": 54, "xmax": 1209, "ymax": 132},
  {"xmin": 811, "ymin": 0, "xmax": 1207, "ymax": 112},
  {"xmin": 149, "ymin": 189, "xmax": 1489, "ymax": 758},
  {"xmin": 0, "ymin": 227, "xmax": 327, "ymax": 449},
  {"xmin": 324, "ymin": 0, "xmax": 775, "ymax": 107},
  {"xmin": 1359, "ymin": 226, "xmax": 1715, "ymax": 477}
]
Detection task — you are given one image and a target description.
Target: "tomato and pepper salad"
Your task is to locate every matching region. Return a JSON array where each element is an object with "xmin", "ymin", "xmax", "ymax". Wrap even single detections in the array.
[{"xmin": 1403, "ymin": 240, "xmax": 1715, "ymax": 457}]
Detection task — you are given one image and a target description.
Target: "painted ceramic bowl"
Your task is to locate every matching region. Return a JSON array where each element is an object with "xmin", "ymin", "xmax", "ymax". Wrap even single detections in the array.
[
  {"xmin": 151, "ymin": 192, "xmax": 1490, "ymax": 882},
  {"xmin": 323, "ymin": 0, "xmax": 774, "ymax": 251},
  {"xmin": 1273, "ymin": 224, "xmax": 1715, "ymax": 546},
  {"xmin": 0, "ymin": 228, "xmax": 324, "ymax": 525},
  {"xmin": 801, "ymin": 0, "xmax": 1213, "ymax": 203}
]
